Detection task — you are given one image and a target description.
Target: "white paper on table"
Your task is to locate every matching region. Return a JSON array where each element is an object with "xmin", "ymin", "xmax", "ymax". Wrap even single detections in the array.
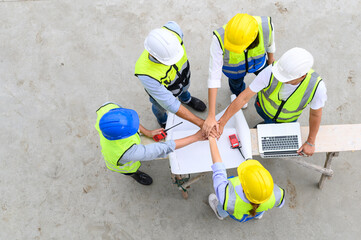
[{"xmin": 166, "ymin": 95, "xmax": 252, "ymax": 174}]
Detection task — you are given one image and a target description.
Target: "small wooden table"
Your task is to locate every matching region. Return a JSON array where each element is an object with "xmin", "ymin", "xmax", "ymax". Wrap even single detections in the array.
[{"xmin": 141, "ymin": 124, "xmax": 361, "ymax": 198}]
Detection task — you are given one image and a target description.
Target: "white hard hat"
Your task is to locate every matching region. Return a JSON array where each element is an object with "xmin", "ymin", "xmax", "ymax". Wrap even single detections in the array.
[
  {"xmin": 144, "ymin": 28, "xmax": 184, "ymax": 66},
  {"xmin": 272, "ymin": 47, "xmax": 314, "ymax": 82}
]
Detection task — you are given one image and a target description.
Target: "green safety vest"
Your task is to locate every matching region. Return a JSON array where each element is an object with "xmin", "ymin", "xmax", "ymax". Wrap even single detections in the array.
[
  {"xmin": 135, "ymin": 26, "xmax": 190, "ymax": 97},
  {"xmin": 213, "ymin": 16, "xmax": 273, "ymax": 78},
  {"xmin": 224, "ymin": 177, "xmax": 284, "ymax": 220},
  {"xmin": 258, "ymin": 64, "xmax": 323, "ymax": 122},
  {"xmin": 94, "ymin": 103, "xmax": 141, "ymax": 174}
]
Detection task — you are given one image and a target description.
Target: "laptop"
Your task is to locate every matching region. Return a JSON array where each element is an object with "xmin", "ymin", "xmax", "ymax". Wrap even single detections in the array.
[{"xmin": 257, "ymin": 122, "xmax": 302, "ymax": 158}]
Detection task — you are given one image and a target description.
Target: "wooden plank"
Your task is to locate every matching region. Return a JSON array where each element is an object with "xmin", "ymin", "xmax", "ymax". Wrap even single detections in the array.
[
  {"xmin": 301, "ymin": 124, "xmax": 361, "ymax": 153},
  {"xmin": 251, "ymin": 124, "xmax": 361, "ymax": 156}
]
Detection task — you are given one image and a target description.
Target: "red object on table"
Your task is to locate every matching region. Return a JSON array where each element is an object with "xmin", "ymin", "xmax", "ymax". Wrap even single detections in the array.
[{"xmin": 229, "ymin": 134, "xmax": 239, "ymax": 148}]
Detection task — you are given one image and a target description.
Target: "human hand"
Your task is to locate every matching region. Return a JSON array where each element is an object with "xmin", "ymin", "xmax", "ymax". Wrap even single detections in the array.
[
  {"xmin": 267, "ymin": 56, "xmax": 275, "ymax": 65},
  {"xmin": 195, "ymin": 129, "xmax": 208, "ymax": 141},
  {"xmin": 297, "ymin": 142, "xmax": 315, "ymax": 157},
  {"xmin": 202, "ymin": 116, "xmax": 219, "ymax": 138},
  {"xmin": 209, "ymin": 125, "xmax": 220, "ymax": 139},
  {"xmin": 218, "ymin": 121, "xmax": 225, "ymax": 137},
  {"xmin": 147, "ymin": 128, "xmax": 165, "ymax": 138}
]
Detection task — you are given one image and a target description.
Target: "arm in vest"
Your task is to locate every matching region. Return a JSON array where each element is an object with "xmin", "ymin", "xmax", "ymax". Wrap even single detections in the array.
[
  {"xmin": 203, "ymin": 35, "xmax": 226, "ymax": 137},
  {"xmin": 273, "ymin": 183, "xmax": 285, "ymax": 208},
  {"xmin": 121, "ymin": 129, "xmax": 205, "ymax": 163},
  {"xmin": 138, "ymin": 75, "xmax": 181, "ymax": 114},
  {"xmin": 163, "ymin": 21, "xmax": 184, "ymax": 40},
  {"xmin": 209, "ymin": 137, "xmax": 229, "ymax": 205},
  {"xmin": 218, "ymin": 87, "xmax": 257, "ymax": 135},
  {"xmin": 297, "ymin": 108, "xmax": 322, "ymax": 157},
  {"xmin": 297, "ymin": 82, "xmax": 326, "ymax": 157}
]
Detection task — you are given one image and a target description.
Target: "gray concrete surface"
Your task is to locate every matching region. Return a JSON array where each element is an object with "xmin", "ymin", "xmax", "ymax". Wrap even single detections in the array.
[{"xmin": 1, "ymin": 0, "xmax": 361, "ymax": 239}]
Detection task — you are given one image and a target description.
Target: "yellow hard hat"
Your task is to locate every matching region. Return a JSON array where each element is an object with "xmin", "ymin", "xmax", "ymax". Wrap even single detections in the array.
[
  {"xmin": 224, "ymin": 14, "xmax": 259, "ymax": 53},
  {"xmin": 237, "ymin": 160, "xmax": 274, "ymax": 204}
]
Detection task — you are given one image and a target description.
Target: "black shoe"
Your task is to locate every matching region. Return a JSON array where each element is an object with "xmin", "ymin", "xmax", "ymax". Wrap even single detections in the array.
[
  {"xmin": 158, "ymin": 122, "xmax": 166, "ymax": 129},
  {"xmin": 184, "ymin": 97, "xmax": 206, "ymax": 112},
  {"xmin": 130, "ymin": 170, "xmax": 153, "ymax": 185}
]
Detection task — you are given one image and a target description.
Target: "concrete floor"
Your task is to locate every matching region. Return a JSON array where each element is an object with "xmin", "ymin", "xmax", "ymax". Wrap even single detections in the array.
[{"xmin": 1, "ymin": 0, "xmax": 361, "ymax": 239}]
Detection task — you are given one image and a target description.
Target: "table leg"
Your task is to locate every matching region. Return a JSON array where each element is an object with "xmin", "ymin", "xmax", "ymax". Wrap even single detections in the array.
[
  {"xmin": 171, "ymin": 174, "xmax": 205, "ymax": 199},
  {"xmin": 318, "ymin": 152, "xmax": 339, "ymax": 189}
]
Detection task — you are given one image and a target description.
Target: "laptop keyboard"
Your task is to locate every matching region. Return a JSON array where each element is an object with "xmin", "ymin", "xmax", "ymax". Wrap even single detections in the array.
[{"xmin": 261, "ymin": 135, "xmax": 299, "ymax": 151}]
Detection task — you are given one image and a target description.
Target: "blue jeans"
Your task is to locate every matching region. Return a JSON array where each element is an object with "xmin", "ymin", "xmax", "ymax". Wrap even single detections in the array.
[
  {"xmin": 228, "ymin": 63, "xmax": 268, "ymax": 96},
  {"xmin": 149, "ymin": 90, "xmax": 191, "ymax": 125},
  {"xmin": 254, "ymin": 97, "xmax": 298, "ymax": 124}
]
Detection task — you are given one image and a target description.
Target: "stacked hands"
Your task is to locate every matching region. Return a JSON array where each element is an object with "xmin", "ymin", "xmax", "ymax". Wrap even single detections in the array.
[
  {"xmin": 202, "ymin": 116, "xmax": 223, "ymax": 139},
  {"xmin": 144, "ymin": 115, "xmax": 315, "ymax": 157}
]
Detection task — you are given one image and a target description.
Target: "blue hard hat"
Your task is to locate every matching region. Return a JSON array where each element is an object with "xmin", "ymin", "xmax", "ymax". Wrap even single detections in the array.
[{"xmin": 99, "ymin": 108, "xmax": 139, "ymax": 140}]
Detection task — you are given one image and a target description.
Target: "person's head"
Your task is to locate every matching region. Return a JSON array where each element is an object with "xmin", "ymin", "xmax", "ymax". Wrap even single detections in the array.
[
  {"xmin": 224, "ymin": 13, "xmax": 259, "ymax": 53},
  {"xmin": 272, "ymin": 47, "xmax": 314, "ymax": 85},
  {"xmin": 99, "ymin": 108, "xmax": 139, "ymax": 140},
  {"xmin": 144, "ymin": 28, "xmax": 184, "ymax": 66},
  {"xmin": 237, "ymin": 160, "xmax": 274, "ymax": 216}
]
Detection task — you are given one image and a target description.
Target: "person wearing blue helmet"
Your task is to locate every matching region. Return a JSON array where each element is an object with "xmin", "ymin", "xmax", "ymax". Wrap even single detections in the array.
[{"xmin": 95, "ymin": 102, "xmax": 205, "ymax": 185}]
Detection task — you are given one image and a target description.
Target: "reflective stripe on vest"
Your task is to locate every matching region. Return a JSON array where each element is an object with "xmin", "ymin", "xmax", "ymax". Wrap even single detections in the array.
[
  {"xmin": 134, "ymin": 27, "xmax": 190, "ymax": 97},
  {"xmin": 213, "ymin": 16, "xmax": 272, "ymax": 79},
  {"xmin": 258, "ymin": 66, "xmax": 322, "ymax": 122},
  {"xmin": 94, "ymin": 103, "xmax": 141, "ymax": 174},
  {"xmin": 223, "ymin": 177, "xmax": 284, "ymax": 221}
]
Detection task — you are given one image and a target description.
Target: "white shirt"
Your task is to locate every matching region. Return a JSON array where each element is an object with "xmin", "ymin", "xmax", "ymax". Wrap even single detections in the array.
[
  {"xmin": 208, "ymin": 24, "xmax": 276, "ymax": 88},
  {"xmin": 249, "ymin": 65, "xmax": 327, "ymax": 110}
]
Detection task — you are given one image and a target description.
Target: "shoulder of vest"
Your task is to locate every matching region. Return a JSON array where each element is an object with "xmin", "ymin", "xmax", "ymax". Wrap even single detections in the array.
[
  {"xmin": 276, "ymin": 187, "xmax": 285, "ymax": 207},
  {"xmin": 308, "ymin": 76, "xmax": 323, "ymax": 103},
  {"xmin": 269, "ymin": 16, "xmax": 273, "ymax": 31},
  {"xmin": 96, "ymin": 102, "xmax": 119, "ymax": 113},
  {"xmin": 212, "ymin": 32, "xmax": 224, "ymax": 54},
  {"xmin": 117, "ymin": 142, "xmax": 137, "ymax": 165},
  {"xmin": 135, "ymin": 74, "xmax": 162, "ymax": 83},
  {"xmin": 223, "ymin": 182, "xmax": 229, "ymax": 210},
  {"xmin": 162, "ymin": 26, "xmax": 183, "ymax": 45}
]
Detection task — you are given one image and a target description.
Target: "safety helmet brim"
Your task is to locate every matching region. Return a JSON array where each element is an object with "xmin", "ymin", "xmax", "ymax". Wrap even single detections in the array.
[{"xmin": 224, "ymin": 39, "xmax": 249, "ymax": 54}]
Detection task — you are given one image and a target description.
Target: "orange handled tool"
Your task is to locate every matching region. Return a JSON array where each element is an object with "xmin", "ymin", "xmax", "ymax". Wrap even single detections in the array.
[{"xmin": 153, "ymin": 122, "xmax": 183, "ymax": 142}]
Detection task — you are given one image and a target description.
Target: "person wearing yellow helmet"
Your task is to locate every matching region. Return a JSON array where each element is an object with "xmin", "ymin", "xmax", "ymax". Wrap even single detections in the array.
[
  {"xmin": 203, "ymin": 13, "xmax": 275, "ymax": 137},
  {"xmin": 208, "ymin": 137, "xmax": 285, "ymax": 222}
]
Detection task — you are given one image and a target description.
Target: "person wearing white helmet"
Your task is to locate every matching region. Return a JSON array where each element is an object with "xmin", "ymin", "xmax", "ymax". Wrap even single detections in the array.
[
  {"xmin": 217, "ymin": 47, "xmax": 327, "ymax": 157},
  {"xmin": 135, "ymin": 21, "xmax": 206, "ymax": 129}
]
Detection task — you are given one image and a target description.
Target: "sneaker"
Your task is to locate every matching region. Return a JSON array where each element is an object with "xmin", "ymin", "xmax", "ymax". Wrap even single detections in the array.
[
  {"xmin": 208, "ymin": 193, "xmax": 224, "ymax": 220},
  {"xmin": 158, "ymin": 122, "xmax": 166, "ymax": 129},
  {"xmin": 130, "ymin": 170, "xmax": 153, "ymax": 185},
  {"xmin": 242, "ymin": 102, "xmax": 248, "ymax": 109},
  {"xmin": 184, "ymin": 97, "xmax": 206, "ymax": 112}
]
